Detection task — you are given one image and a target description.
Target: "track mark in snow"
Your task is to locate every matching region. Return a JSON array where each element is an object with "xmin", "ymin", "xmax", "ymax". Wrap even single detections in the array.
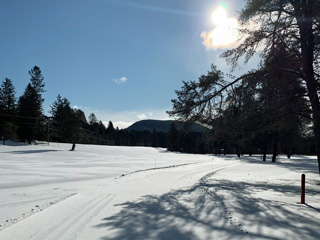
[
  {"xmin": 0, "ymin": 193, "xmax": 77, "ymax": 232},
  {"xmin": 199, "ymin": 163, "xmax": 253, "ymax": 238},
  {"xmin": 31, "ymin": 194, "xmax": 115, "ymax": 240},
  {"xmin": 118, "ymin": 162, "xmax": 199, "ymax": 178}
]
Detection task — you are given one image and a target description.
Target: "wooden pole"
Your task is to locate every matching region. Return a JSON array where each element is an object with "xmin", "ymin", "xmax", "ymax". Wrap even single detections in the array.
[{"xmin": 301, "ymin": 174, "xmax": 305, "ymax": 204}]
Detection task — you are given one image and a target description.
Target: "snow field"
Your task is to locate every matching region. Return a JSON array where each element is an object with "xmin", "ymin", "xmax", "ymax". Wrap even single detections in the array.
[{"xmin": 0, "ymin": 143, "xmax": 319, "ymax": 239}]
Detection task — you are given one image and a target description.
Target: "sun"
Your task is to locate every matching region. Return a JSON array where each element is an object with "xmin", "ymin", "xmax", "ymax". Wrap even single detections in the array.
[
  {"xmin": 201, "ymin": 5, "xmax": 240, "ymax": 49},
  {"xmin": 211, "ymin": 7, "xmax": 227, "ymax": 26}
]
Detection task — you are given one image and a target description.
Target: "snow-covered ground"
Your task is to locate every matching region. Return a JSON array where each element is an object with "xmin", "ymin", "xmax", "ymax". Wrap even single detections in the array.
[{"xmin": 0, "ymin": 142, "xmax": 319, "ymax": 240}]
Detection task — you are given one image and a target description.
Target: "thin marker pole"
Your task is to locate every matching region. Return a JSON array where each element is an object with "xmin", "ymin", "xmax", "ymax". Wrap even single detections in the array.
[{"xmin": 301, "ymin": 174, "xmax": 305, "ymax": 204}]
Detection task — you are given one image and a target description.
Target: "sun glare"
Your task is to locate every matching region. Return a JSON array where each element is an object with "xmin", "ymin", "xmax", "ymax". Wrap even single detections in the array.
[
  {"xmin": 201, "ymin": 5, "xmax": 240, "ymax": 50},
  {"xmin": 211, "ymin": 7, "xmax": 227, "ymax": 26}
]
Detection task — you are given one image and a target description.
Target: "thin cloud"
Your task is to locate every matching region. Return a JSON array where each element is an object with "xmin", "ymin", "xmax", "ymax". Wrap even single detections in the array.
[
  {"xmin": 201, "ymin": 27, "xmax": 239, "ymax": 50},
  {"xmin": 137, "ymin": 114, "xmax": 148, "ymax": 120},
  {"xmin": 113, "ymin": 76, "xmax": 128, "ymax": 84},
  {"xmin": 72, "ymin": 105, "xmax": 91, "ymax": 111},
  {"xmin": 137, "ymin": 112, "xmax": 154, "ymax": 120}
]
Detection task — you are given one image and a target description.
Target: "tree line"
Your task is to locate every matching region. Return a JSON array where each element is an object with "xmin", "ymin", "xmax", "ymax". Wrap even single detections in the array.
[{"xmin": 0, "ymin": 69, "xmax": 204, "ymax": 152}]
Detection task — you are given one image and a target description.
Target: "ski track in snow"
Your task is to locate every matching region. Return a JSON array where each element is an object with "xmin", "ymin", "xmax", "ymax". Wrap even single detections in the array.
[
  {"xmin": 118, "ymin": 162, "xmax": 200, "ymax": 178},
  {"xmin": 0, "ymin": 193, "xmax": 77, "ymax": 232},
  {"xmin": 199, "ymin": 163, "xmax": 254, "ymax": 238},
  {"xmin": 1, "ymin": 161, "xmax": 248, "ymax": 239},
  {"xmin": 0, "ymin": 160, "xmax": 200, "ymax": 239},
  {"xmin": 30, "ymin": 194, "xmax": 115, "ymax": 240}
]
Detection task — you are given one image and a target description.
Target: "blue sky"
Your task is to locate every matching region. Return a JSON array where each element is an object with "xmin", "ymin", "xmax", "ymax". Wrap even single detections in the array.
[{"xmin": 0, "ymin": 0, "xmax": 247, "ymax": 128}]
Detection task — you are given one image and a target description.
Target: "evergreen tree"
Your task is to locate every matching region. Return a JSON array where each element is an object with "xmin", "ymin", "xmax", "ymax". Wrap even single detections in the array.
[
  {"xmin": 106, "ymin": 121, "xmax": 115, "ymax": 135},
  {"xmin": 0, "ymin": 78, "xmax": 17, "ymax": 144},
  {"xmin": 98, "ymin": 121, "xmax": 106, "ymax": 135},
  {"xmin": 105, "ymin": 121, "xmax": 116, "ymax": 145},
  {"xmin": 88, "ymin": 113, "xmax": 97, "ymax": 125},
  {"xmin": 50, "ymin": 94, "xmax": 71, "ymax": 142},
  {"xmin": 0, "ymin": 78, "xmax": 16, "ymax": 114},
  {"xmin": 20, "ymin": 66, "xmax": 46, "ymax": 141},
  {"xmin": 17, "ymin": 84, "xmax": 42, "ymax": 143},
  {"xmin": 76, "ymin": 109, "xmax": 88, "ymax": 127},
  {"xmin": 29, "ymin": 66, "xmax": 45, "ymax": 101},
  {"xmin": 49, "ymin": 95, "xmax": 82, "ymax": 150}
]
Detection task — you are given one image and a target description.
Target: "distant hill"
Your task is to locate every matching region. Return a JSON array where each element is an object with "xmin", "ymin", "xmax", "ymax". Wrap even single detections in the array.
[{"xmin": 126, "ymin": 120, "xmax": 209, "ymax": 133}]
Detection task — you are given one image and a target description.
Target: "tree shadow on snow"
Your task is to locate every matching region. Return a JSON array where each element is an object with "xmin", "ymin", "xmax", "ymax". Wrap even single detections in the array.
[
  {"xmin": 4, "ymin": 149, "xmax": 61, "ymax": 154},
  {"xmin": 202, "ymin": 179, "xmax": 320, "ymax": 240},
  {"xmin": 95, "ymin": 186, "xmax": 249, "ymax": 240},
  {"xmin": 94, "ymin": 175, "xmax": 320, "ymax": 240},
  {"xmin": 217, "ymin": 154, "xmax": 319, "ymax": 175}
]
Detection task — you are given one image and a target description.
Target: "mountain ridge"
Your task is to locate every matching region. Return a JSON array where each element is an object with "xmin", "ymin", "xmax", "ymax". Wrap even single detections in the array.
[{"xmin": 126, "ymin": 119, "xmax": 209, "ymax": 133}]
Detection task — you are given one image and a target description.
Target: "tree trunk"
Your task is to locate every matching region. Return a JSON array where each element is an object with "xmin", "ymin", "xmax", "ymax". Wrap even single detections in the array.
[
  {"xmin": 272, "ymin": 139, "xmax": 278, "ymax": 163},
  {"xmin": 70, "ymin": 130, "xmax": 76, "ymax": 151},
  {"xmin": 303, "ymin": 59, "xmax": 320, "ymax": 174},
  {"xmin": 262, "ymin": 143, "xmax": 267, "ymax": 161},
  {"xmin": 309, "ymin": 91, "xmax": 320, "ymax": 175},
  {"xmin": 71, "ymin": 143, "xmax": 76, "ymax": 151},
  {"xmin": 287, "ymin": 145, "xmax": 291, "ymax": 159},
  {"xmin": 235, "ymin": 146, "xmax": 239, "ymax": 157},
  {"xmin": 295, "ymin": 3, "xmax": 320, "ymax": 174}
]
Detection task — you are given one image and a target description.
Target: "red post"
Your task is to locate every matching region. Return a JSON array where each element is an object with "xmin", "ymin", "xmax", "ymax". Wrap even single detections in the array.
[{"xmin": 301, "ymin": 174, "xmax": 305, "ymax": 204}]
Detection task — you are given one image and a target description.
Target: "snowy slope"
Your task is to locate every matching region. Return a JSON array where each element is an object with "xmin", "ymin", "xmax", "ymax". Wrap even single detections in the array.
[{"xmin": 0, "ymin": 143, "xmax": 319, "ymax": 240}]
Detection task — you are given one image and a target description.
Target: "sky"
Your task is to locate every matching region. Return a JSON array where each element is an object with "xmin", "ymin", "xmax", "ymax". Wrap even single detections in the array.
[{"xmin": 0, "ymin": 0, "xmax": 249, "ymax": 129}]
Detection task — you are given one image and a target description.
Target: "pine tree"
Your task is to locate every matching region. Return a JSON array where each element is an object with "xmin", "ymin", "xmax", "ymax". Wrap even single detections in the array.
[
  {"xmin": 88, "ymin": 113, "xmax": 98, "ymax": 125},
  {"xmin": 105, "ymin": 121, "xmax": 116, "ymax": 144},
  {"xmin": 29, "ymin": 66, "xmax": 45, "ymax": 101},
  {"xmin": 0, "ymin": 78, "xmax": 16, "ymax": 114},
  {"xmin": 17, "ymin": 84, "xmax": 42, "ymax": 143},
  {"xmin": 106, "ymin": 121, "xmax": 115, "ymax": 135},
  {"xmin": 0, "ymin": 78, "xmax": 17, "ymax": 144},
  {"xmin": 50, "ymin": 94, "xmax": 71, "ymax": 142},
  {"xmin": 49, "ymin": 95, "xmax": 82, "ymax": 150},
  {"xmin": 17, "ymin": 66, "xmax": 46, "ymax": 142}
]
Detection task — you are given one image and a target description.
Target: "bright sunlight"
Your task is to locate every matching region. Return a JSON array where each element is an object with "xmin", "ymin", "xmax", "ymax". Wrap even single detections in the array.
[
  {"xmin": 201, "ymin": 5, "xmax": 239, "ymax": 50},
  {"xmin": 211, "ymin": 7, "xmax": 227, "ymax": 25}
]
